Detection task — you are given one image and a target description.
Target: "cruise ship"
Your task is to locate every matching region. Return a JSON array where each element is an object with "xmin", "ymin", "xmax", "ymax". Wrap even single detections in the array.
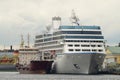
[{"xmin": 35, "ymin": 11, "xmax": 106, "ymax": 74}]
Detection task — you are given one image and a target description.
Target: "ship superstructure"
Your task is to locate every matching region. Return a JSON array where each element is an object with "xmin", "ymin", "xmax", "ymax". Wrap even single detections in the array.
[
  {"xmin": 35, "ymin": 11, "xmax": 106, "ymax": 74},
  {"xmin": 18, "ymin": 48, "xmax": 40, "ymax": 65},
  {"xmin": 16, "ymin": 35, "xmax": 53, "ymax": 74},
  {"xmin": 18, "ymin": 34, "xmax": 40, "ymax": 65},
  {"xmin": 16, "ymin": 34, "xmax": 40, "ymax": 73}
]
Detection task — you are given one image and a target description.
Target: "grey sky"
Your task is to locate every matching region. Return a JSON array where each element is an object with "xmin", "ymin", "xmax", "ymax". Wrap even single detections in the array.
[{"xmin": 0, "ymin": 0, "xmax": 120, "ymax": 49}]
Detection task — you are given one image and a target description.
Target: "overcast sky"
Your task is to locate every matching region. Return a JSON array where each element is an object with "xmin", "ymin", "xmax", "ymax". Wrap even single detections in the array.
[{"xmin": 0, "ymin": 0, "xmax": 120, "ymax": 49}]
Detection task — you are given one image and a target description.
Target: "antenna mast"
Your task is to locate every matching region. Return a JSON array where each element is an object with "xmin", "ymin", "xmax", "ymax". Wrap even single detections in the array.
[
  {"xmin": 71, "ymin": 10, "xmax": 80, "ymax": 26},
  {"xmin": 20, "ymin": 34, "xmax": 24, "ymax": 48},
  {"xmin": 27, "ymin": 33, "xmax": 30, "ymax": 48}
]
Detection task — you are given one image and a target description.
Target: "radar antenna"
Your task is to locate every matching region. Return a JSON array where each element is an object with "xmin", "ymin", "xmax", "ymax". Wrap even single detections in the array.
[{"xmin": 70, "ymin": 10, "xmax": 80, "ymax": 26}]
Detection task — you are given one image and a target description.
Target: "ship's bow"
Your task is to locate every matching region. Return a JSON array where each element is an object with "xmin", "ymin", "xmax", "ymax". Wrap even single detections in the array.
[
  {"xmin": 88, "ymin": 53, "xmax": 106, "ymax": 74},
  {"xmin": 52, "ymin": 53, "xmax": 105, "ymax": 74}
]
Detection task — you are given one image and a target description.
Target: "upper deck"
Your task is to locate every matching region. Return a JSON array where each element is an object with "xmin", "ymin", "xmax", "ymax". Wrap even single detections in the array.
[
  {"xmin": 19, "ymin": 48, "xmax": 38, "ymax": 53},
  {"xmin": 59, "ymin": 26, "xmax": 100, "ymax": 30}
]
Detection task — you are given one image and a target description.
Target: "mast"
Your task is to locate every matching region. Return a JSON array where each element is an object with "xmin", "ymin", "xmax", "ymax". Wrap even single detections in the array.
[
  {"xmin": 70, "ymin": 10, "xmax": 80, "ymax": 26},
  {"xmin": 27, "ymin": 33, "xmax": 30, "ymax": 48},
  {"xmin": 20, "ymin": 34, "xmax": 24, "ymax": 48}
]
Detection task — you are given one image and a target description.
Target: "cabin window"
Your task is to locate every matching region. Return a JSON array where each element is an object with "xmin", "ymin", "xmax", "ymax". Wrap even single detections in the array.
[
  {"xmin": 91, "ymin": 45, "xmax": 96, "ymax": 47},
  {"xmin": 68, "ymin": 44, "xmax": 73, "ymax": 47},
  {"xmin": 98, "ymin": 45, "xmax": 102, "ymax": 47},
  {"xmin": 75, "ymin": 49, "xmax": 80, "ymax": 51},
  {"xmin": 82, "ymin": 49, "xmax": 90, "ymax": 51},
  {"xmin": 74, "ymin": 45, "xmax": 80, "ymax": 47},
  {"xmin": 81, "ymin": 45, "xmax": 90, "ymax": 47},
  {"xmin": 92, "ymin": 49, "xmax": 97, "ymax": 52},
  {"xmin": 69, "ymin": 49, "xmax": 74, "ymax": 51},
  {"xmin": 98, "ymin": 49, "xmax": 103, "ymax": 52}
]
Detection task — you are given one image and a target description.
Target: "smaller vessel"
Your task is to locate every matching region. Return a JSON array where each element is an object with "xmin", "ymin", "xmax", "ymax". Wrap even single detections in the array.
[
  {"xmin": 0, "ymin": 46, "xmax": 18, "ymax": 71},
  {"xmin": 16, "ymin": 34, "xmax": 53, "ymax": 74}
]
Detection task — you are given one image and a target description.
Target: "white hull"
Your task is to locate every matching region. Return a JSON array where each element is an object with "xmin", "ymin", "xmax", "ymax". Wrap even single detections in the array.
[{"xmin": 52, "ymin": 53, "xmax": 105, "ymax": 74}]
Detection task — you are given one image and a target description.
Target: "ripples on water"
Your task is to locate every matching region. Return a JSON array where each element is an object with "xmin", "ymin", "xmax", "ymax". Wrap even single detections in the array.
[{"xmin": 0, "ymin": 72, "xmax": 120, "ymax": 80}]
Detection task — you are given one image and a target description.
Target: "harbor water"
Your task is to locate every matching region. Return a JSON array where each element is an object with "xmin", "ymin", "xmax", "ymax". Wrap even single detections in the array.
[{"xmin": 0, "ymin": 72, "xmax": 120, "ymax": 80}]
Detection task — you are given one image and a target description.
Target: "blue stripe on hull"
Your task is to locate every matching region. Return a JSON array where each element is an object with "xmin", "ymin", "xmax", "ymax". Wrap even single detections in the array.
[{"xmin": 64, "ymin": 52, "xmax": 104, "ymax": 54}]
